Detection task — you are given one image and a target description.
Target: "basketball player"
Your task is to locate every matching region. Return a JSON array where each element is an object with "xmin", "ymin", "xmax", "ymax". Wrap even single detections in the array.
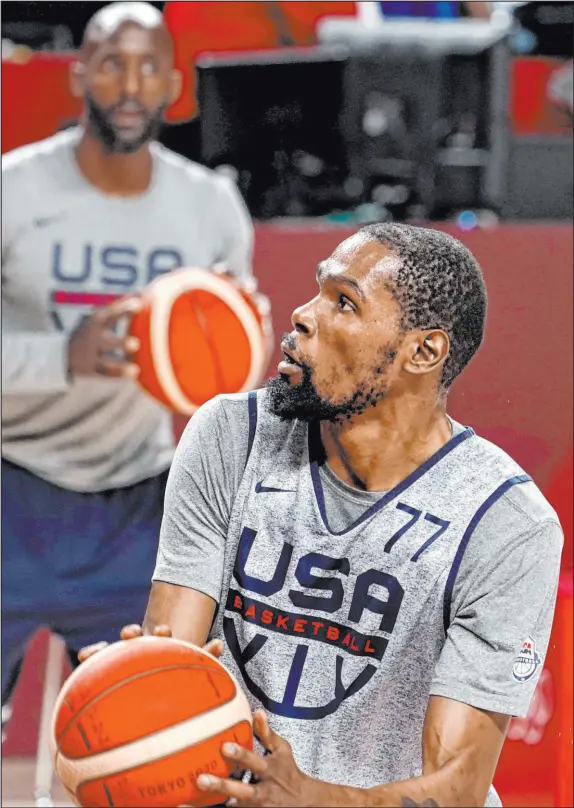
[
  {"xmin": 1, "ymin": 1, "xmax": 262, "ymax": 732},
  {"xmin": 83, "ymin": 225, "xmax": 563, "ymax": 807}
]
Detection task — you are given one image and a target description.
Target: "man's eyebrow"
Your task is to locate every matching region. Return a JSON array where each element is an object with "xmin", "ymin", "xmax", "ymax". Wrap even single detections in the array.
[{"xmin": 316, "ymin": 262, "xmax": 366, "ymax": 301}]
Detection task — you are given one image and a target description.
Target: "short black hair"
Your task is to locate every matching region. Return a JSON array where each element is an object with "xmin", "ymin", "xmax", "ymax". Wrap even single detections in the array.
[{"xmin": 360, "ymin": 223, "xmax": 487, "ymax": 389}]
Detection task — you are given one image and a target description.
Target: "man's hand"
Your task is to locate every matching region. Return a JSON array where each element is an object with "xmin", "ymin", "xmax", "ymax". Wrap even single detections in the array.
[
  {"xmin": 67, "ymin": 296, "xmax": 142, "ymax": 380},
  {"xmin": 196, "ymin": 697, "xmax": 509, "ymax": 807},
  {"xmin": 197, "ymin": 711, "xmax": 314, "ymax": 808},
  {"xmin": 77, "ymin": 623, "xmax": 224, "ymax": 662}
]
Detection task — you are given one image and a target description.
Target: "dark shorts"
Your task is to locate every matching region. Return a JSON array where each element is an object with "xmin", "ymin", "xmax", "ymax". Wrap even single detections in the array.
[{"xmin": 1, "ymin": 459, "xmax": 168, "ymax": 704}]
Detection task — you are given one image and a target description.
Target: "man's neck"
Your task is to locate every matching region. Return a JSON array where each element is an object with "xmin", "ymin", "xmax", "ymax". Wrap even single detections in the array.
[
  {"xmin": 75, "ymin": 131, "xmax": 153, "ymax": 196},
  {"xmin": 320, "ymin": 393, "xmax": 451, "ymax": 493}
]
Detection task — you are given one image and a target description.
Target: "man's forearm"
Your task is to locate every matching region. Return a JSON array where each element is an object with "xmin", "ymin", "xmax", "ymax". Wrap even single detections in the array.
[
  {"xmin": 142, "ymin": 581, "xmax": 217, "ymax": 645},
  {"xmin": 305, "ymin": 757, "xmax": 479, "ymax": 808}
]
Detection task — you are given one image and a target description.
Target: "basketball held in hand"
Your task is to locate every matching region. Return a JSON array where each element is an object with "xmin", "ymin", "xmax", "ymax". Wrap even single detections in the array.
[
  {"xmin": 51, "ymin": 636, "xmax": 253, "ymax": 808},
  {"xmin": 129, "ymin": 267, "xmax": 271, "ymax": 415}
]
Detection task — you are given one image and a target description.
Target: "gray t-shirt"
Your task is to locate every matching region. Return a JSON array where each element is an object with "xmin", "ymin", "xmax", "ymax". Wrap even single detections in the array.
[
  {"xmin": 154, "ymin": 392, "xmax": 563, "ymax": 807},
  {"xmin": 1, "ymin": 129, "xmax": 253, "ymax": 491}
]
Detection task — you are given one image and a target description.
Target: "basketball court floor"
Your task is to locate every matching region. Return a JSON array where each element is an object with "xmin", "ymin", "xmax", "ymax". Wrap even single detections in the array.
[{"xmin": 2, "ymin": 758, "xmax": 72, "ymax": 808}]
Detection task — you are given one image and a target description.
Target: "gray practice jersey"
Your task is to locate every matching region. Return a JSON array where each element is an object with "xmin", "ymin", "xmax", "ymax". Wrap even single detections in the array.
[
  {"xmin": 155, "ymin": 392, "xmax": 563, "ymax": 807},
  {"xmin": 1, "ymin": 129, "xmax": 253, "ymax": 491}
]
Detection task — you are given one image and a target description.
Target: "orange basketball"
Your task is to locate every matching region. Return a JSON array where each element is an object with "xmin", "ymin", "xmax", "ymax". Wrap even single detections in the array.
[
  {"xmin": 129, "ymin": 268, "xmax": 270, "ymax": 415},
  {"xmin": 50, "ymin": 637, "xmax": 253, "ymax": 808}
]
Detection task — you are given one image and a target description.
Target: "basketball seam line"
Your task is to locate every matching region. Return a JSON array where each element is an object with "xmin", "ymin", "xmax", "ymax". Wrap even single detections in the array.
[
  {"xmin": 149, "ymin": 268, "xmax": 266, "ymax": 413},
  {"xmin": 190, "ymin": 293, "xmax": 227, "ymax": 399},
  {"xmin": 74, "ymin": 718, "xmax": 253, "ymax": 797},
  {"xmin": 57, "ymin": 664, "xmax": 235, "ymax": 755},
  {"xmin": 56, "ymin": 697, "xmax": 252, "ymax": 793}
]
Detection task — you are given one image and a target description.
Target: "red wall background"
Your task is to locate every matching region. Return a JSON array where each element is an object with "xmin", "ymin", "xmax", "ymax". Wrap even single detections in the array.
[{"xmin": 1, "ymin": 56, "xmax": 82, "ymax": 154}]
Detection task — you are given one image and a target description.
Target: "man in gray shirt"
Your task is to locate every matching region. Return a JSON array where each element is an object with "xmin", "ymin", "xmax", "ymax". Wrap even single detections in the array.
[
  {"xmin": 83, "ymin": 224, "xmax": 562, "ymax": 807},
  {"xmin": 1, "ymin": 2, "xmax": 259, "ymax": 729}
]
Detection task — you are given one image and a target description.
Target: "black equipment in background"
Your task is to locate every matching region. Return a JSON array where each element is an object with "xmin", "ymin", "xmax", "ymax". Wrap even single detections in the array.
[
  {"xmin": 1, "ymin": 1, "xmax": 165, "ymax": 48},
  {"xmin": 197, "ymin": 48, "xmax": 352, "ymax": 219},
  {"xmin": 498, "ymin": 1, "xmax": 574, "ymax": 219},
  {"xmin": 512, "ymin": 0, "xmax": 573, "ymax": 58},
  {"xmin": 319, "ymin": 19, "xmax": 509, "ymax": 219},
  {"xmin": 197, "ymin": 26, "xmax": 508, "ymax": 221},
  {"xmin": 197, "ymin": 18, "xmax": 572, "ymax": 221}
]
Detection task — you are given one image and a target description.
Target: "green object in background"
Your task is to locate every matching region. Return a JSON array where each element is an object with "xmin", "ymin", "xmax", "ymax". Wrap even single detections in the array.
[{"xmin": 324, "ymin": 211, "xmax": 356, "ymax": 225}]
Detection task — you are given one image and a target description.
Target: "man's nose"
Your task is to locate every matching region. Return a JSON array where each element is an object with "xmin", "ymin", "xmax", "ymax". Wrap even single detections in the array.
[
  {"xmin": 291, "ymin": 300, "xmax": 316, "ymax": 336},
  {"xmin": 122, "ymin": 65, "xmax": 142, "ymax": 98}
]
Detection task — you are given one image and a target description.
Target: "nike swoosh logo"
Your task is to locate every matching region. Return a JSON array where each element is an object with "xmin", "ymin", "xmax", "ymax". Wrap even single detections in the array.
[
  {"xmin": 255, "ymin": 481, "xmax": 295, "ymax": 494},
  {"xmin": 33, "ymin": 214, "xmax": 67, "ymax": 228}
]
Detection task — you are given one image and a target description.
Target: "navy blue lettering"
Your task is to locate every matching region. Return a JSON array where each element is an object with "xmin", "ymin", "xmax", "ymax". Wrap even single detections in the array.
[
  {"xmin": 233, "ymin": 527, "xmax": 294, "ymax": 597},
  {"xmin": 289, "ymin": 553, "xmax": 350, "ymax": 613},
  {"xmin": 384, "ymin": 502, "xmax": 450, "ymax": 561},
  {"xmin": 348, "ymin": 569, "xmax": 404, "ymax": 634},
  {"xmin": 52, "ymin": 243, "xmax": 92, "ymax": 283},
  {"xmin": 147, "ymin": 249, "xmax": 184, "ymax": 281},
  {"xmin": 101, "ymin": 246, "xmax": 139, "ymax": 286},
  {"xmin": 384, "ymin": 502, "xmax": 421, "ymax": 554},
  {"xmin": 411, "ymin": 514, "xmax": 451, "ymax": 562}
]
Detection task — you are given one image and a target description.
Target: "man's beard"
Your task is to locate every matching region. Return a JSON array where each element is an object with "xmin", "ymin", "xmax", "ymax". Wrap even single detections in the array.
[
  {"xmin": 85, "ymin": 94, "xmax": 166, "ymax": 154},
  {"xmin": 265, "ymin": 348, "xmax": 398, "ymax": 423}
]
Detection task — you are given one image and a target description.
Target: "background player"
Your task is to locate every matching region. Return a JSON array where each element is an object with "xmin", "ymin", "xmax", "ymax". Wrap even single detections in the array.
[
  {"xmin": 83, "ymin": 224, "xmax": 563, "ymax": 807},
  {"xmin": 1, "ymin": 1, "xmax": 262, "ymax": 737}
]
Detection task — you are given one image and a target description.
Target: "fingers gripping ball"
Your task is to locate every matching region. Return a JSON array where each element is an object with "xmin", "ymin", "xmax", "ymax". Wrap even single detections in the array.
[
  {"xmin": 51, "ymin": 637, "xmax": 253, "ymax": 808},
  {"xmin": 129, "ymin": 268, "xmax": 269, "ymax": 414}
]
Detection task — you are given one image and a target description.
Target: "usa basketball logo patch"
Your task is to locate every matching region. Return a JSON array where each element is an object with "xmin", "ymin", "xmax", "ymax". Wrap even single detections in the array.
[{"xmin": 513, "ymin": 636, "xmax": 542, "ymax": 682}]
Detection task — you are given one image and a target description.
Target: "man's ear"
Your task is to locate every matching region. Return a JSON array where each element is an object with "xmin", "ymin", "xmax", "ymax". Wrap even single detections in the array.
[
  {"xmin": 69, "ymin": 61, "xmax": 86, "ymax": 98},
  {"xmin": 168, "ymin": 69, "xmax": 182, "ymax": 106},
  {"xmin": 403, "ymin": 329, "xmax": 450, "ymax": 376}
]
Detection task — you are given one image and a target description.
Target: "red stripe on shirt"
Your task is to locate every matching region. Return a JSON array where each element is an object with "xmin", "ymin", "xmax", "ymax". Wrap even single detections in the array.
[{"xmin": 52, "ymin": 291, "xmax": 123, "ymax": 307}]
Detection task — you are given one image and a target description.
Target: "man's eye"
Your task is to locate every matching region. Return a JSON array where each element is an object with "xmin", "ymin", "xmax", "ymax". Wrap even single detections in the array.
[
  {"xmin": 337, "ymin": 294, "xmax": 355, "ymax": 312},
  {"xmin": 101, "ymin": 56, "xmax": 121, "ymax": 72},
  {"xmin": 141, "ymin": 59, "xmax": 158, "ymax": 76}
]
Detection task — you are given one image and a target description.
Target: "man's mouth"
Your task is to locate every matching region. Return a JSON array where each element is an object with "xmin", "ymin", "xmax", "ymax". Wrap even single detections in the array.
[
  {"xmin": 280, "ymin": 339, "xmax": 304, "ymax": 367},
  {"xmin": 278, "ymin": 345, "xmax": 305, "ymax": 381},
  {"xmin": 281, "ymin": 349, "xmax": 301, "ymax": 367},
  {"xmin": 112, "ymin": 106, "xmax": 146, "ymax": 126}
]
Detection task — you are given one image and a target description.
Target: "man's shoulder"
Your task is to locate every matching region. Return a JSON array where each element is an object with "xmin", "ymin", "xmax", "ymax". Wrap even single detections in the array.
[
  {"xmin": 212, "ymin": 391, "xmax": 253, "ymax": 424},
  {"xmin": 470, "ymin": 430, "xmax": 560, "ymax": 526},
  {"xmin": 2, "ymin": 129, "xmax": 78, "ymax": 178},
  {"xmin": 496, "ymin": 478, "xmax": 562, "ymax": 535},
  {"xmin": 194, "ymin": 390, "xmax": 294, "ymax": 447},
  {"xmin": 182, "ymin": 393, "xmax": 253, "ymax": 444},
  {"xmin": 151, "ymin": 142, "xmax": 232, "ymax": 194},
  {"xmin": 445, "ymin": 421, "xmax": 562, "ymax": 536},
  {"xmin": 468, "ymin": 428, "xmax": 528, "ymax": 473},
  {"xmin": 454, "ymin": 477, "xmax": 563, "ymax": 599}
]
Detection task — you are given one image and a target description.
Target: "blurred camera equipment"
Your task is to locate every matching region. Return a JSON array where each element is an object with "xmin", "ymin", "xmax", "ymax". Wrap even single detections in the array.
[
  {"xmin": 198, "ymin": 24, "xmax": 510, "ymax": 221},
  {"xmin": 197, "ymin": 48, "xmax": 355, "ymax": 219},
  {"xmin": 497, "ymin": 0, "xmax": 573, "ymax": 219},
  {"xmin": 319, "ymin": 18, "xmax": 509, "ymax": 220}
]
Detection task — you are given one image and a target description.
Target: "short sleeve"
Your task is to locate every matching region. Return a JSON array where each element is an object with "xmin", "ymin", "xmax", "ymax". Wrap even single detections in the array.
[
  {"xmin": 153, "ymin": 395, "xmax": 250, "ymax": 602},
  {"xmin": 2, "ymin": 152, "xmax": 26, "ymax": 270},
  {"xmin": 214, "ymin": 174, "xmax": 254, "ymax": 282},
  {"xmin": 431, "ymin": 491, "xmax": 563, "ymax": 718}
]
